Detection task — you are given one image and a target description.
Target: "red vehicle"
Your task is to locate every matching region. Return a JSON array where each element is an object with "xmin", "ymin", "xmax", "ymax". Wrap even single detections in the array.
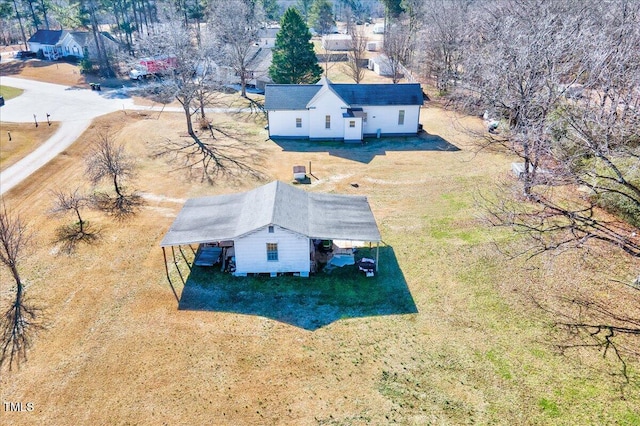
[{"xmin": 129, "ymin": 55, "xmax": 177, "ymax": 80}]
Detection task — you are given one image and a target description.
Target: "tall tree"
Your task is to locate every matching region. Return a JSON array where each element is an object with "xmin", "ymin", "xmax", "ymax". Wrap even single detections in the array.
[
  {"xmin": 296, "ymin": 0, "xmax": 313, "ymax": 21},
  {"xmin": 382, "ymin": 21, "xmax": 411, "ymax": 83},
  {"xmin": 381, "ymin": 0, "xmax": 403, "ymax": 19},
  {"xmin": 417, "ymin": 0, "xmax": 467, "ymax": 93},
  {"xmin": 269, "ymin": 7, "xmax": 322, "ymax": 84},
  {"xmin": 0, "ymin": 203, "xmax": 41, "ymax": 370},
  {"xmin": 11, "ymin": 0, "xmax": 28, "ymax": 50},
  {"xmin": 309, "ymin": 0, "xmax": 334, "ymax": 36},
  {"xmin": 209, "ymin": 0, "xmax": 262, "ymax": 98},
  {"xmin": 459, "ymin": 0, "xmax": 640, "ymax": 369},
  {"xmin": 344, "ymin": 22, "xmax": 367, "ymax": 83},
  {"xmin": 136, "ymin": 18, "xmax": 263, "ymax": 183},
  {"xmin": 261, "ymin": 0, "xmax": 279, "ymax": 21}
]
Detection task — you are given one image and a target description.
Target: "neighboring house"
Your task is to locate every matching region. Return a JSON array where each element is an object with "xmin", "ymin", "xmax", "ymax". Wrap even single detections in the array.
[
  {"xmin": 264, "ymin": 77, "xmax": 423, "ymax": 142},
  {"xmin": 160, "ymin": 180, "xmax": 382, "ymax": 277},
  {"xmin": 27, "ymin": 29, "xmax": 63, "ymax": 59},
  {"xmin": 28, "ymin": 29, "xmax": 120, "ymax": 60},
  {"xmin": 244, "ymin": 46, "xmax": 273, "ymax": 91},
  {"xmin": 321, "ymin": 34, "xmax": 352, "ymax": 51},
  {"xmin": 257, "ymin": 27, "xmax": 279, "ymax": 48}
]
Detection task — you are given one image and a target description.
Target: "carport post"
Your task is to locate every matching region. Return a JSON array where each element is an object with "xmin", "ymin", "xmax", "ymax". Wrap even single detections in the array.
[
  {"xmin": 162, "ymin": 247, "xmax": 169, "ymax": 280},
  {"xmin": 376, "ymin": 242, "xmax": 379, "ymax": 271}
]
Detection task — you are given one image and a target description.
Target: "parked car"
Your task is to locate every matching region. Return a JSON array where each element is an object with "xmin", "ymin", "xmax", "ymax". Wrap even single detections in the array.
[{"xmin": 15, "ymin": 51, "xmax": 37, "ymax": 59}]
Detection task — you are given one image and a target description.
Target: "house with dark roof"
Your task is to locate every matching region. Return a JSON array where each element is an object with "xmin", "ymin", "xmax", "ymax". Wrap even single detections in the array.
[
  {"xmin": 264, "ymin": 77, "xmax": 423, "ymax": 142},
  {"xmin": 160, "ymin": 181, "xmax": 381, "ymax": 277},
  {"xmin": 28, "ymin": 29, "xmax": 120, "ymax": 60}
]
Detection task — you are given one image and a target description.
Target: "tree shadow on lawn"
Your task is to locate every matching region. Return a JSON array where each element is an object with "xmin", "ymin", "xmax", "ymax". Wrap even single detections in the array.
[
  {"xmin": 270, "ymin": 132, "xmax": 460, "ymax": 164},
  {"xmin": 178, "ymin": 246, "xmax": 418, "ymax": 331}
]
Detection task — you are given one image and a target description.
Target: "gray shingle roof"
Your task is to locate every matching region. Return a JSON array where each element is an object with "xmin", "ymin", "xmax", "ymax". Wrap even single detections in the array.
[
  {"xmin": 28, "ymin": 30, "xmax": 63, "ymax": 45},
  {"xmin": 264, "ymin": 85, "xmax": 322, "ymax": 110},
  {"xmin": 160, "ymin": 181, "xmax": 381, "ymax": 246},
  {"xmin": 264, "ymin": 81, "xmax": 423, "ymax": 110}
]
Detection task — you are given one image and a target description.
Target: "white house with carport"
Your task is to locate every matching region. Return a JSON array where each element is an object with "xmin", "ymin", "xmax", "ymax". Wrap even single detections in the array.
[
  {"xmin": 160, "ymin": 181, "xmax": 382, "ymax": 277},
  {"xmin": 264, "ymin": 77, "xmax": 423, "ymax": 142}
]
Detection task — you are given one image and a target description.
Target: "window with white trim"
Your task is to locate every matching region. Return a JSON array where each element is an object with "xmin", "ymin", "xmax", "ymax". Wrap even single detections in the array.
[
  {"xmin": 266, "ymin": 243, "xmax": 278, "ymax": 261},
  {"xmin": 349, "ymin": 120, "xmax": 355, "ymax": 128},
  {"xmin": 325, "ymin": 115, "xmax": 331, "ymax": 129},
  {"xmin": 296, "ymin": 118, "xmax": 302, "ymax": 128},
  {"xmin": 398, "ymin": 110, "xmax": 405, "ymax": 125}
]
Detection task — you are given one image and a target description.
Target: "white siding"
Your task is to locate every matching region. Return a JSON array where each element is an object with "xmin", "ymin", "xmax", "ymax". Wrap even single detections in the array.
[
  {"xmin": 268, "ymin": 110, "xmax": 309, "ymax": 138},
  {"xmin": 362, "ymin": 105, "xmax": 420, "ymax": 136},
  {"xmin": 308, "ymin": 90, "xmax": 348, "ymax": 139},
  {"xmin": 234, "ymin": 225, "xmax": 310, "ymax": 274}
]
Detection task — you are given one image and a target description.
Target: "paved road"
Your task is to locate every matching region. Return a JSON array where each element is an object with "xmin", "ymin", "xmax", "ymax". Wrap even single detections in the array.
[
  {"xmin": 0, "ymin": 76, "xmax": 255, "ymax": 195},
  {"xmin": 0, "ymin": 77, "xmax": 139, "ymax": 195}
]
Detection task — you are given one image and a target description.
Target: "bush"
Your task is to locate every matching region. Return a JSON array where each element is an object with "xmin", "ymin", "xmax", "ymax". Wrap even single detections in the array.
[{"xmin": 79, "ymin": 58, "xmax": 94, "ymax": 74}]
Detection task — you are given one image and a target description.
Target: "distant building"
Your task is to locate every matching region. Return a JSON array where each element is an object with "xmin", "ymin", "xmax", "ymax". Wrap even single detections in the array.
[
  {"xmin": 28, "ymin": 29, "xmax": 120, "ymax": 61},
  {"xmin": 321, "ymin": 34, "xmax": 352, "ymax": 51},
  {"xmin": 265, "ymin": 77, "xmax": 423, "ymax": 142}
]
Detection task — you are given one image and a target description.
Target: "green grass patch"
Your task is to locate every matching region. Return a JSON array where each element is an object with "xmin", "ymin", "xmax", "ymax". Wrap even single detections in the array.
[
  {"xmin": 0, "ymin": 85, "xmax": 24, "ymax": 100},
  {"xmin": 538, "ymin": 398, "xmax": 561, "ymax": 417},
  {"xmin": 175, "ymin": 246, "xmax": 417, "ymax": 330}
]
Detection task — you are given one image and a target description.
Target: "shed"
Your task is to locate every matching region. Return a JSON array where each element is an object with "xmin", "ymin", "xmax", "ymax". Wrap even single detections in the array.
[{"xmin": 321, "ymin": 34, "xmax": 352, "ymax": 51}]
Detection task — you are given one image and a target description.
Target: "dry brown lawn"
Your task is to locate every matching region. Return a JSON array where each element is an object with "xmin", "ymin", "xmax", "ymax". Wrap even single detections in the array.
[
  {"xmin": 0, "ymin": 121, "xmax": 61, "ymax": 171},
  {"xmin": 0, "ymin": 62, "xmax": 638, "ymax": 425},
  {"xmin": 0, "ymin": 60, "xmax": 86, "ymax": 87},
  {"xmin": 0, "ymin": 104, "xmax": 637, "ymax": 425}
]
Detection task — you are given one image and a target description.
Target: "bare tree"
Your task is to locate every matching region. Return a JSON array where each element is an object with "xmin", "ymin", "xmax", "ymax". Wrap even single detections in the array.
[
  {"xmin": 459, "ymin": 0, "xmax": 640, "ymax": 372},
  {"xmin": 135, "ymin": 17, "xmax": 265, "ymax": 183},
  {"xmin": 344, "ymin": 23, "xmax": 367, "ymax": 83},
  {"xmin": 416, "ymin": 0, "xmax": 467, "ymax": 93},
  {"xmin": 86, "ymin": 132, "xmax": 142, "ymax": 218},
  {"xmin": 0, "ymin": 203, "xmax": 41, "ymax": 370},
  {"xmin": 209, "ymin": 0, "xmax": 263, "ymax": 98},
  {"xmin": 50, "ymin": 188, "xmax": 99, "ymax": 254},
  {"xmin": 382, "ymin": 21, "xmax": 411, "ymax": 83}
]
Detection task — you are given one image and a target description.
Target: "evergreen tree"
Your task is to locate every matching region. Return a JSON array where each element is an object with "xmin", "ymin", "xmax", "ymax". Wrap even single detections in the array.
[
  {"xmin": 309, "ymin": 0, "xmax": 334, "ymax": 35},
  {"xmin": 269, "ymin": 7, "xmax": 322, "ymax": 84}
]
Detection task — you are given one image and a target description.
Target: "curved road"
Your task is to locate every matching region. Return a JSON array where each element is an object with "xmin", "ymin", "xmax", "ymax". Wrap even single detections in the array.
[
  {"xmin": 0, "ymin": 77, "xmax": 138, "ymax": 195},
  {"xmin": 0, "ymin": 77, "xmax": 255, "ymax": 195}
]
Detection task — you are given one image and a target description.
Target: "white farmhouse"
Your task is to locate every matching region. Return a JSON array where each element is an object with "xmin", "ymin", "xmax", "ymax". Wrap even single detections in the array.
[
  {"xmin": 160, "ymin": 181, "xmax": 381, "ymax": 277},
  {"xmin": 264, "ymin": 77, "xmax": 423, "ymax": 142}
]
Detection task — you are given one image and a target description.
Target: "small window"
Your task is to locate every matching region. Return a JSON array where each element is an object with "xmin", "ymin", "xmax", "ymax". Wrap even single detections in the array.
[
  {"xmin": 296, "ymin": 118, "xmax": 302, "ymax": 128},
  {"xmin": 268, "ymin": 225, "xmax": 274, "ymax": 233},
  {"xmin": 349, "ymin": 120, "xmax": 355, "ymax": 128},
  {"xmin": 398, "ymin": 110, "xmax": 405, "ymax": 125},
  {"xmin": 325, "ymin": 115, "xmax": 331, "ymax": 129},
  {"xmin": 266, "ymin": 243, "xmax": 278, "ymax": 261},
  {"xmin": 363, "ymin": 113, "xmax": 367, "ymax": 123}
]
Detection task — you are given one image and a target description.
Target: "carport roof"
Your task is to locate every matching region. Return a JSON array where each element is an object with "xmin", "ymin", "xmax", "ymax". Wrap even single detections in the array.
[{"xmin": 160, "ymin": 181, "xmax": 381, "ymax": 247}]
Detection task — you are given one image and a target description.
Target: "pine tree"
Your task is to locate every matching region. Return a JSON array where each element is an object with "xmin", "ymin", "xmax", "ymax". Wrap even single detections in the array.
[
  {"xmin": 269, "ymin": 7, "xmax": 322, "ymax": 84},
  {"xmin": 309, "ymin": 0, "xmax": 335, "ymax": 36}
]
